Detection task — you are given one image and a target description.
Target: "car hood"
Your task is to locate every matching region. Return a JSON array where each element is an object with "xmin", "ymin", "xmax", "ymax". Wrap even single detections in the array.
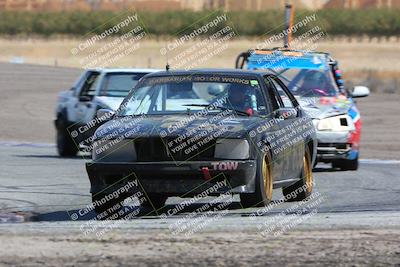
[
  {"xmin": 297, "ymin": 96, "xmax": 352, "ymax": 120},
  {"xmin": 95, "ymin": 114, "xmax": 262, "ymax": 140},
  {"xmin": 95, "ymin": 96, "xmax": 125, "ymax": 110}
]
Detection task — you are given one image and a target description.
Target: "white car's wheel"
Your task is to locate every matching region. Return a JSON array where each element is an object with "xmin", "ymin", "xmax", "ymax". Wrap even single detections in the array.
[{"xmin": 56, "ymin": 120, "xmax": 78, "ymax": 157}]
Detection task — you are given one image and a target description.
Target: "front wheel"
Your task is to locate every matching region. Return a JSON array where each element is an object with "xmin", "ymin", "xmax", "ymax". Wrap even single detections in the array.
[
  {"xmin": 56, "ymin": 120, "xmax": 78, "ymax": 157},
  {"xmin": 332, "ymin": 156, "xmax": 359, "ymax": 171},
  {"xmin": 240, "ymin": 153, "xmax": 273, "ymax": 208},
  {"xmin": 282, "ymin": 147, "xmax": 313, "ymax": 201}
]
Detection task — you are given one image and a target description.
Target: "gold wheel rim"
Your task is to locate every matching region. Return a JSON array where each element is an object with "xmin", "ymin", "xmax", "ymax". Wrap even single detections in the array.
[
  {"xmin": 262, "ymin": 155, "xmax": 273, "ymax": 200},
  {"xmin": 304, "ymin": 151, "xmax": 313, "ymax": 193}
]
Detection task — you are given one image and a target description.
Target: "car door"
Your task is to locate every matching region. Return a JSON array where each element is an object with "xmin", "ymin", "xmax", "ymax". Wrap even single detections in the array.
[
  {"xmin": 261, "ymin": 76, "xmax": 286, "ymax": 181},
  {"xmin": 269, "ymin": 76, "xmax": 304, "ymax": 179}
]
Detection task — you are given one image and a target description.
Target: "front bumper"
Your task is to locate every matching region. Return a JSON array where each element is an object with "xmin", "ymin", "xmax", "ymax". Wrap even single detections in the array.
[
  {"xmin": 317, "ymin": 143, "xmax": 353, "ymax": 161},
  {"xmin": 316, "ymin": 130, "xmax": 355, "ymax": 162},
  {"xmin": 86, "ymin": 160, "xmax": 256, "ymax": 196}
]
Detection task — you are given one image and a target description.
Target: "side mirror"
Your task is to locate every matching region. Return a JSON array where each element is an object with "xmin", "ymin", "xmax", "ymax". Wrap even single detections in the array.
[
  {"xmin": 275, "ymin": 107, "xmax": 298, "ymax": 119},
  {"xmin": 79, "ymin": 95, "xmax": 92, "ymax": 102},
  {"xmin": 352, "ymin": 86, "xmax": 370, "ymax": 98},
  {"xmin": 97, "ymin": 108, "xmax": 114, "ymax": 121}
]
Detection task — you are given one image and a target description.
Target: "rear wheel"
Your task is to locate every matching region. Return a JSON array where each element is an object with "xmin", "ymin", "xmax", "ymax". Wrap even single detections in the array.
[
  {"xmin": 56, "ymin": 120, "xmax": 78, "ymax": 157},
  {"xmin": 240, "ymin": 153, "xmax": 273, "ymax": 208},
  {"xmin": 282, "ymin": 147, "xmax": 313, "ymax": 201},
  {"xmin": 332, "ymin": 156, "xmax": 359, "ymax": 171}
]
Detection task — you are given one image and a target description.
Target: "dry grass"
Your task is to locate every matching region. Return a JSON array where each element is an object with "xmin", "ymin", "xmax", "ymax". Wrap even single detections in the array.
[
  {"xmin": 0, "ymin": 37, "xmax": 399, "ymax": 71},
  {"xmin": 0, "ymin": 37, "xmax": 399, "ymax": 93}
]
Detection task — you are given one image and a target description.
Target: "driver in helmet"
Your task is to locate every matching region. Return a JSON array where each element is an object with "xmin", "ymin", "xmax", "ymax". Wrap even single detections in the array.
[
  {"xmin": 227, "ymin": 83, "xmax": 254, "ymax": 116},
  {"xmin": 298, "ymin": 70, "xmax": 329, "ymax": 97}
]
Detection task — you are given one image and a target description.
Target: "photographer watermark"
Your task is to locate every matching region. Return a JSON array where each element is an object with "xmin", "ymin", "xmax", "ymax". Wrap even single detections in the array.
[
  {"xmin": 158, "ymin": 175, "xmax": 234, "ymax": 237},
  {"xmin": 70, "ymin": 13, "xmax": 148, "ymax": 69},
  {"xmin": 258, "ymin": 192, "xmax": 325, "ymax": 237},
  {"xmin": 159, "ymin": 12, "xmax": 237, "ymax": 70}
]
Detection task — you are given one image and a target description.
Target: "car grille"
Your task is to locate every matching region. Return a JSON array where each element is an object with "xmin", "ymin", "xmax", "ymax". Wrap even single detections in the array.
[
  {"xmin": 134, "ymin": 137, "xmax": 215, "ymax": 162},
  {"xmin": 317, "ymin": 143, "xmax": 351, "ymax": 154}
]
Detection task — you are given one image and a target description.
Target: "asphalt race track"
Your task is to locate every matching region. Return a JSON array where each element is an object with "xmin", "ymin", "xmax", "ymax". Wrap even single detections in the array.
[
  {"xmin": 1, "ymin": 63, "xmax": 400, "ymax": 266},
  {"xmin": 1, "ymin": 143, "xmax": 399, "ymax": 222},
  {"xmin": 1, "ymin": 62, "xmax": 399, "ymax": 226}
]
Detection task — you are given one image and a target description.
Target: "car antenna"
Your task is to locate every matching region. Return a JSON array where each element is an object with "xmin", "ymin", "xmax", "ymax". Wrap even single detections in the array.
[{"xmin": 165, "ymin": 42, "xmax": 170, "ymax": 71}]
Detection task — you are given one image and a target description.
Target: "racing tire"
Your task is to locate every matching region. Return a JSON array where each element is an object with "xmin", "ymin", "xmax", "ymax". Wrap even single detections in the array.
[
  {"xmin": 240, "ymin": 153, "xmax": 273, "ymax": 208},
  {"xmin": 332, "ymin": 157, "xmax": 359, "ymax": 171},
  {"xmin": 56, "ymin": 120, "xmax": 78, "ymax": 157},
  {"xmin": 92, "ymin": 193, "xmax": 125, "ymax": 220},
  {"xmin": 141, "ymin": 194, "xmax": 168, "ymax": 210},
  {"xmin": 282, "ymin": 147, "xmax": 313, "ymax": 201}
]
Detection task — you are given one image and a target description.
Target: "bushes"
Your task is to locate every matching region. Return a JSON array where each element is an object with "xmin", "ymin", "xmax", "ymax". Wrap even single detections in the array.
[
  {"xmin": 0, "ymin": 9, "xmax": 399, "ymax": 37},
  {"xmin": 317, "ymin": 9, "xmax": 400, "ymax": 36}
]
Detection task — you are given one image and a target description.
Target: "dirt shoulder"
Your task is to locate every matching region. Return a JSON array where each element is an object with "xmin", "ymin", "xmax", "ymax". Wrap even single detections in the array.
[{"xmin": 0, "ymin": 227, "xmax": 399, "ymax": 266}]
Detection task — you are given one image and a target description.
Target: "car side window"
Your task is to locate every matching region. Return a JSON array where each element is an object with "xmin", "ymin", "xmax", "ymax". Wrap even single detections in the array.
[
  {"xmin": 263, "ymin": 77, "xmax": 282, "ymax": 111},
  {"xmin": 79, "ymin": 72, "xmax": 100, "ymax": 97},
  {"xmin": 271, "ymin": 78, "xmax": 295, "ymax": 108}
]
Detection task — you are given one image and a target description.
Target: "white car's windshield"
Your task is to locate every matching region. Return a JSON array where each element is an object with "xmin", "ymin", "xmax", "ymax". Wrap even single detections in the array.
[
  {"xmin": 117, "ymin": 75, "xmax": 268, "ymax": 116},
  {"xmin": 99, "ymin": 72, "xmax": 148, "ymax": 97},
  {"xmin": 272, "ymin": 68, "xmax": 339, "ymax": 97}
]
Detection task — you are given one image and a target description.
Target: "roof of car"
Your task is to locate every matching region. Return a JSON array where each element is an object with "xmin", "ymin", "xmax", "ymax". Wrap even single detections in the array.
[
  {"xmin": 247, "ymin": 50, "xmax": 332, "ymax": 71},
  {"xmin": 244, "ymin": 48, "xmax": 337, "ymax": 70},
  {"xmin": 144, "ymin": 68, "xmax": 273, "ymax": 78},
  {"xmin": 249, "ymin": 48, "xmax": 331, "ymax": 57},
  {"xmin": 87, "ymin": 68, "xmax": 162, "ymax": 74}
]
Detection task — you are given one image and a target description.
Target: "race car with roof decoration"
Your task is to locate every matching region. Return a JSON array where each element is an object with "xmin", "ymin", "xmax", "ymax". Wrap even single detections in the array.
[
  {"xmin": 236, "ymin": 49, "xmax": 370, "ymax": 170},
  {"xmin": 86, "ymin": 69, "xmax": 317, "ymax": 217}
]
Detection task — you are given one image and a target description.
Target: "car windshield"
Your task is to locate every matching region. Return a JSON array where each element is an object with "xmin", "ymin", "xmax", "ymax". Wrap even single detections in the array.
[
  {"xmin": 99, "ymin": 72, "xmax": 148, "ymax": 97},
  {"xmin": 117, "ymin": 74, "xmax": 268, "ymax": 116},
  {"xmin": 271, "ymin": 68, "xmax": 339, "ymax": 97}
]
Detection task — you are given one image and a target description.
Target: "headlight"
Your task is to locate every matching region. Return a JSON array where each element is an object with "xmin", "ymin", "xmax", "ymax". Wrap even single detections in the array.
[
  {"xmin": 312, "ymin": 119, "xmax": 319, "ymax": 128},
  {"xmin": 316, "ymin": 115, "xmax": 355, "ymax": 132},
  {"xmin": 214, "ymin": 139, "xmax": 249, "ymax": 159},
  {"xmin": 92, "ymin": 139, "xmax": 136, "ymax": 162}
]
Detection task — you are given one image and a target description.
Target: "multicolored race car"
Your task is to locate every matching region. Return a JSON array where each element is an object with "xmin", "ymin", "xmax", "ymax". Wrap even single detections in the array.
[{"xmin": 236, "ymin": 48, "xmax": 370, "ymax": 170}]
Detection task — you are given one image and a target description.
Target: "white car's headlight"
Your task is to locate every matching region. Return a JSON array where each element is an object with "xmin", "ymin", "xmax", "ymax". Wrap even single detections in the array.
[
  {"xmin": 312, "ymin": 119, "xmax": 319, "ymax": 128},
  {"xmin": 92, "ymin": 139, "xmax": 137, "ymax": 162},
  {"xmin": 316, "ymin": 115, "xmax": 355, "ymax": 132},
  {"xmin": 215, "ymin": 139, "xmax": 249, "ymax": 160}
]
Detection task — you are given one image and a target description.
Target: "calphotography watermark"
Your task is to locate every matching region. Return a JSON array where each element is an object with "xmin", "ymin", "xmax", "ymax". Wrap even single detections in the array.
[
  {"xmin": 71, "ymin": 13, "xmax": 147, "ymax": 69},
  {"xmin": 160, "ymin": 12, "xmax": 236, "ymax": 70},
  {"xmin": 248, "ymin": 98, "xmax": 317, "ymax": 159},
  {"xmin": 256, "ymin": 13, "xmax": 317, "ymax": 49},
  {"xmin": 257, "ymin": 192, "xmax": 325, "ymax": 237},
  {"xmin": 253, "ymin": 12, "xmax": 327, "ymax": 70},
  {"xmin": 159, "ymin": 175, "xmax": 234, "ymax": 237},
  {"xmin": 68, "ymin": 174, "xmax": 152, "ymax": 239}
]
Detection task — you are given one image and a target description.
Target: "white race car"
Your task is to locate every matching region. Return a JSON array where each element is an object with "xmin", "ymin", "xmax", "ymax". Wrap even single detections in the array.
[{"xmin": 54, "ymin": 68, "xmax": 160, "ymax": 157}]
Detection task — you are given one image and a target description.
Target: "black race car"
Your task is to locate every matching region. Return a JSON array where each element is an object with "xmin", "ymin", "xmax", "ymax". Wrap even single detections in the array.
[{"xmin": 86, "ymin": 69, "xmax": 317, "ymax": 217}]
